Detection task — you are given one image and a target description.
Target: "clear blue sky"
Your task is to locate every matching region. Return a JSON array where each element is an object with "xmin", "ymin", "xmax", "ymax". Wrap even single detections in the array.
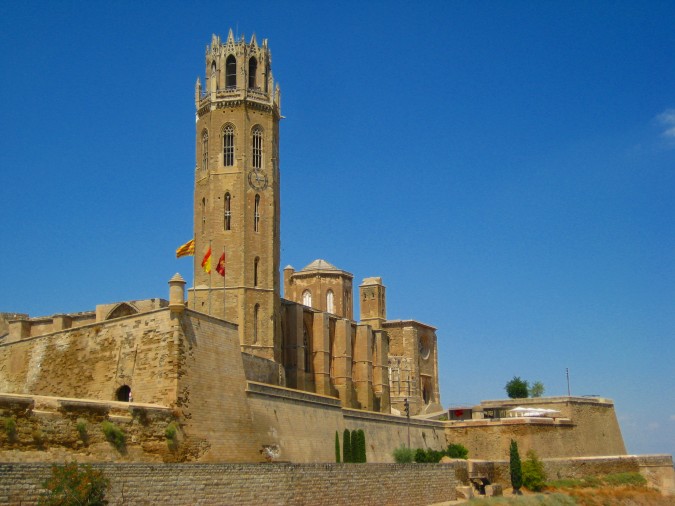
[{"xmin": 1, "ymin": 1, "xmax": 673, "ymax": 457}]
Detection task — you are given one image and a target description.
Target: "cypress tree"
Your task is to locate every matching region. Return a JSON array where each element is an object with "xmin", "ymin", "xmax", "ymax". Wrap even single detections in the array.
[
  {"xmin": 509, "ymin": 439, "xmax": 522, "ymax": 494},
  {"xmin": 343, "ymin": 429, "xmax": 352, "ymax": 463},
  {"xmin": 335, "ymin": 430, "xmax": 341, "ymax": 463},
  {"xmin": 351, "ymin": 430, "xmax": 359, "ymax": 462},
  {"xmin": 358, "ymin": 429, "xmax": 366, "ymax": 463}
]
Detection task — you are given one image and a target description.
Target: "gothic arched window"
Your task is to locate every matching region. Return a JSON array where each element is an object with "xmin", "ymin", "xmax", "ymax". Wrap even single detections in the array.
[
  {"xmin": 248, "ymin": 57, "xmax": 257, "ymax": 89},
  {"xmin": 224, "ymin": 192, "xmax": 231, "ymax": 231},
  {"xmin": 254, "ymin": 194, "xmax": 260, "ymax": 232},
  {"xmin": 223, "ymin": 124, "xmax": 234, "ymax": 166},
  {"xmin": 226, "ymin": 55, "xmax": 237, "ymax": 89},
  {"xmin": 253, "ymin": 304, "xmax": 260, "ymax": 344},
  {"xmin": 252, "ymin": 126, "xmax": 263, "ymax": 169},
  {"xmin": 326, "ymin": 290, "xmax": 335, "ymax": 314},
  {"xmin": 302, "ymin": 290, "xmax": 312, "ymax": 307},
  {"xmin": 201, "ymin": 197, "xmax": 206, "ymax": 234},
  {"xmin": 201, "ymin": 130, "xmax": 209, "ymax": 172}
]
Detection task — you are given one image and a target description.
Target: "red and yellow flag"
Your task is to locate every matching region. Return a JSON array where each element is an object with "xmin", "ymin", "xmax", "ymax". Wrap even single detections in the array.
[
  {"xmin": 201, "ymin": 247, "xmax": 212, "ymax": 273},
  {"xmin": 216, "ymin": 252, "xmax": 226, "ymax": 277},
  {"xmin": 175, "ymin": 239, "xmax": 195, "ymax": 258}
]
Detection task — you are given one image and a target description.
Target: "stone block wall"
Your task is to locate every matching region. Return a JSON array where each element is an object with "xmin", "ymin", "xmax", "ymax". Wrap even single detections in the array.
[{"xmin": 0, "ymin": 462, "xmax": 463, "ymax": 506}]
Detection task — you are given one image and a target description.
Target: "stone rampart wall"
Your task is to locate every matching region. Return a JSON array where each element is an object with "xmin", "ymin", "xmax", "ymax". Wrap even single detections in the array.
[
  {"xmin": 0, "ymin": 462, "xmax": 463, "ymax": 506},
  {"xmin": 0, "ymin": 309, "xmax": 178, "ymax": 406}
]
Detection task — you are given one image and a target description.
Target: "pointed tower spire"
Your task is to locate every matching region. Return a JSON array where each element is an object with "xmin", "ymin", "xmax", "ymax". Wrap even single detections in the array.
[
  {"xmin": 227, "ymin": 28, "xmax": 234, "ymax": 44},
  {"xmin": 250, "ymin": 33, "xmax": 257, "ymax": 48}
]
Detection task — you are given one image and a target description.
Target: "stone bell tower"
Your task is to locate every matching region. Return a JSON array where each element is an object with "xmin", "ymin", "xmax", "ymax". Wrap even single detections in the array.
[{"xmin": 190, "ymin": 30, "xmax": 281, "ymax": 362}]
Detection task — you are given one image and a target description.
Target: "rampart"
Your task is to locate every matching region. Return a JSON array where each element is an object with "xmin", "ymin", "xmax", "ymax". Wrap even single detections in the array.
[{"xmin": 0, "ymin": 455, "xmax": 672, "ymax": 505}]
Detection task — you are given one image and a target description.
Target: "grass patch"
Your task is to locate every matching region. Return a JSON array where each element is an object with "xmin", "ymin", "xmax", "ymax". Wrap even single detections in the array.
[
  {"xmin": 101, "ymin": 421, "xmax": 125, "ymax": 451},
  {"xmin": 546, "ymin": 472, "xmax": 645, "ymax": 491}
]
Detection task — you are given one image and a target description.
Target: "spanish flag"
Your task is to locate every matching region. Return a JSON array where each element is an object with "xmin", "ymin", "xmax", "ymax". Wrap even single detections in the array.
[
  {"xmin": 216, "ymin": 252, "xmax": 226, "ymax": 277},
  {"xmin": 201, "ymin": 247, "xmax": 212, "ymax": 274},
  {"xmin": 175, "ymin": 239, "xmax": 195, "ymax": 258}
]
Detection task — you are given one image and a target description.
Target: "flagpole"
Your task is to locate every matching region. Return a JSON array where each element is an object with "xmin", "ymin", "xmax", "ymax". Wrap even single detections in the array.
[
  {"xmin": 208, "ymin": 239, "xmax": 212, "ymax": 315},
  {"xmin": 223, "ymin": 244, "xmax": 226, "ymax": 320},
  {"xmin": 192, "ymin": 235, "xmax": 196, "ymax": 310}
]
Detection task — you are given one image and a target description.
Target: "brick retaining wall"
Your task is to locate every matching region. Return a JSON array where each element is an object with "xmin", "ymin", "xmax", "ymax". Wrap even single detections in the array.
[{"xmin": 0, "ymin": 462, "xmax": 463, "ymax": 505}]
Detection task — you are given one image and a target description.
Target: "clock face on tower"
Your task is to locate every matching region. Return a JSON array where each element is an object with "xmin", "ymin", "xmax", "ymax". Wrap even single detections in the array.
[{"xmin": 248, "ymin": 169, "xmax": 268, "ymax": 191}]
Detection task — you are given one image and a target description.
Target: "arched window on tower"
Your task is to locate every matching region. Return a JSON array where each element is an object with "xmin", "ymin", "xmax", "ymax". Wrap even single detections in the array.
[
  {"xmin": 224, "ymin": 193, "xmax": 231, "ymax": 231},
  {"xmin": 252, "ymin": 126, "xmax": 263, "ymax": 169},
  {"xmin": 326, "ymin": 290, "xmax": 335, "ymax": 314},
  {"xmin": 302, "ymin": 290, "xmax": 312, "ymax": 308},
  {"xmin": 201, "ymin": 130, "xmax": 209, "ymax": 172},
  {"xmin": 211, "ymin": 60, "xmax": 217, "ymax": 88},
  {"xmin": 254, "ymin": 257, "xmax": 259, "ymax": 286},
  {"xmin": 201, "ymin": 197, "xmax": 206, "ymax": 234},
  {"xmin": 254, "ymin": 194, "xmax": 260, "ymax": 232},
  {"xmin": 253, "ymin": 304, "xmax": 260, "ymax": 344},
  {"xmin": 223, "ymin": 124, "xmax": 234, "ymax": 166},
  {"xmin": 248, "ymin": 57, "xmax": 257, "ymax": 89},
  {"xmin": 226, "ymin": 55, "xmax": 237, "ymax": 89}
]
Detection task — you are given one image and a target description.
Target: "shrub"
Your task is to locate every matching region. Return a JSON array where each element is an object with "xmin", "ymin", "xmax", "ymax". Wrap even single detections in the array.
[
  {"xmin": 393, "ymin": 445, "xmax": 414, "ymax": 463},
  {"xmin": 335, "ymin": 431, "xmax": 340, "ymax": 463},
  {"xmin": 446, "ymin": 443, "xmax": 468, "ymax": 459},
  {"xmin": 505, "ymin": 377, "xmax": 529, "ymax": 399},
  {"xmin": 351, "ymin": 429, "xmax": 359, "ymax": 461},
  {"xmin": 342, "ymin": 429, "xmax": 352, "ymax": 463},
  {"xmin": 414, "ymin": 448, "xmax": 428, "ymax": 463},
  {"xmin": 528, "ymin": 381, "xmax": 545, "ymax": 398},
  {"xmin": 32, "ymin": 429, "xmax": 45, "ymax": 447},
  {"xmin": 356, "ymin": 429, "xmax": 366, "ymax": 463},
  {"xmin": 39, "ymin": 461, "xmax": 109, "ymax": 506},
  {"xmin": 165, "ymin": 422, "xmax": 178, "ymax": 440},
  {"xmin": 522, "ymin": 450, "xmax": 546, "ymax": 492},
  {"xmin": 509, "ymin": 439, "xmax": 522, "ymax": 493},
  {"xmin": 101, "ymin": 421, "xmax": 125, "ymax": 451},
  {"xmin": 76, "ymin": 418, "xmax": 88, "ymax": 442},
  {"xmin": 3, "ymin": 417, "xmax": 17, "ymax": 438}
]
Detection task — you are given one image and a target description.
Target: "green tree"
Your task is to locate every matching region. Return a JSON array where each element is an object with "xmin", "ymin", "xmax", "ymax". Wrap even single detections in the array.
[
  {"xmin": 342, "ymin": 429, "xmax": 352, "ymax": 463},
  {"xmin": 357, "ymin": 429, "xmax": 366, "ymax": 463},
  {"xmin": 505, "ymin": 376, "xmax": 529, "ymax": 399},
  {"xmin": 393, "ymin": 445, "xmax": 414, "ymax": 463},
  {"xmin": 529, "ymin": 381, "xmax": 545, "ymax": 398},
  {"xmin": 335, "ymin": 431, "xmax": 341, "ymax": 463},
  {"xmin": 509, "ymin": 439, "xmax": 523, "ymax": 494},
  {"xmin": 351, "ymin": 430, "xmax": 359, "ymax": 462},
  {"xmin": 522, "ymin": 449, "xmax": 546, "ymax": 491},
  {"xmin": 446, "ymin": 443, "xmax": 469, "ymax": 459},
  {"xmin": 39, "ymin": 461, "xmax": 109, "ymax": 506}
]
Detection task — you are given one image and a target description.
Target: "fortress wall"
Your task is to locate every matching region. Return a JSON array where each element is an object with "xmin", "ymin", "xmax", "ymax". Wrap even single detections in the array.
[
  {"xmin": 343, "ymin": 409, "xmax": 447, "ymax": 463},
  {"xmin": 242, "ymin": 352, "xmax": 284, "ymax": 385},
  {"xmin": 176, "ymin": 311, "xmax": 263, "ymax": 462},
  {"xmin": 0, "ymin": 394, "xmax": 176, "ymax": 463},
  {"xmin": 460, "ymin": 397, "xmax": 627, "ymax": 459},
  {"xmin": 465, "ymin": 455, "xmax": 674, "ymax": 493},
  {"xmin": 0, "ymin": 309, "xmax": 179, "ymax": 406},
  {"xmin": 246, "ymin": 381, "xmax": 345, "ymax": 462},
  {"xmin": 0, "ymin": 462, "xmax": 463, "ymax": 506}
]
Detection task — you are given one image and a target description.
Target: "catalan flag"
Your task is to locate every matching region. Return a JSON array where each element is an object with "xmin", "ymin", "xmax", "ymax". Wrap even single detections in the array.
[
  {"xmin": 201, "ymin": 247, "xmax": 212, "ymax": 274},
  {"xmin": 216, "ymin": 252, "xmax": 226, "ymax": 277},
  {"xmin": 175, "ymin": 239, "xmax": 195, "ymax": 258}
]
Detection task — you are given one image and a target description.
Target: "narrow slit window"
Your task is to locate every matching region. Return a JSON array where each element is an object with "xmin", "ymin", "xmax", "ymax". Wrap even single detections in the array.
[
  {"xmin": 253, "ymin": 304, "xmax": 260, "ymax": 344},
  {"xmin": 224, "ymin": 193, "xmax": 231, "ymax": 231},
  {"xmin": 254, "ymin": 194, "xmax": 260, "ymax": 232},
  {"xmin": 223, "ymin": 125, "xmax": 234, "ymax": 166},
  {"xmin": 254, "ymin": 257, "xmax": 259, "ymax": 286},
  {"xmin": 252, "ymin": 127, "xmax": 263, "ymax": 169},
  {"xmin": 201, "ymin": 130, "xmax": 209, "ymax": 172},
  {"xmin": 226, "ymin": 55, "xmax": 236, "ymax": 89},
  {"xmin": 201, "ymin": 197, "xmax": 206, "ymax": 234},
  {"xmin": 248, "ymin": 57, "xmax": 257, "ymax": 89}
]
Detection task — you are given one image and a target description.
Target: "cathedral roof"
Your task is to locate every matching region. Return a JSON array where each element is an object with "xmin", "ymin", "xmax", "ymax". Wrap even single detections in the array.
[{"xmin": 300, "ymin": 259, "xmax": 339, "ymax": 272}]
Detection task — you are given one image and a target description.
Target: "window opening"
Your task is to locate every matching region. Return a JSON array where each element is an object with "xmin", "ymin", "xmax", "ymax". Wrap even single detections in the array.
[
  {"xmin": 201, "ymin": 197, "xmax": 206, "ymax": 234},
  {"xmin": 201, "ymin": 130, "xmax": 209, "ymax": 172},
  {"xmin": 226, "ymin": 55, "xmax": 236, "ymax": 89},
  {"xmin": 223, "ymin": 125, "xmax": 234, "ymax": 166},
  {"xmin": 248, "ymin": 57, "xmax": 257, "ymax": 89},
  {"xmin": 302, "ymin": 290, "xmax": 312, "ymax": 307},
  {"xmin": 254, "ymin": 194, "xmax": 260, "ymax": 232},
  {"xmin": 252, "ymin": 127, "xmax": 263, "ymax": 169},
  {"xmin": 253, "ymin": 304, "xmax": 260, "ymax": 343},
  {"xmin": 224, "ymin": 193, "xmax": 231, "ymax": 231},
  {"xmin": 254, "ymin": 257, "xmax": 259, "ymax": 286},
  {"xmin": 326, "ymin": 290, "xmax": 335, "ymax": 314}
]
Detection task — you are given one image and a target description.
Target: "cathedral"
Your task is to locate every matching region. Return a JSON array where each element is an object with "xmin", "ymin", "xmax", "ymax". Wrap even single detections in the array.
[{"xmin": 189, "ymin": 31, "xmax": 441, "ymax": 415}]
